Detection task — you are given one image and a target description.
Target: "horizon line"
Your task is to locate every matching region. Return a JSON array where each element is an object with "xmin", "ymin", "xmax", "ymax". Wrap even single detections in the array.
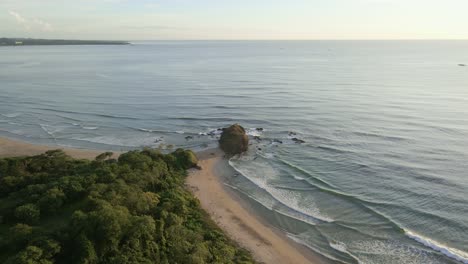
[{"xmin": 3, "ymin": 37, "xmax": 468, "ymax": 42}]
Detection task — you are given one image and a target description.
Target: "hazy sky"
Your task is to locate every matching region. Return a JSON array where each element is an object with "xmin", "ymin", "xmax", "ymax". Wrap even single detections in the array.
[{"xmin": 1, "ymin": 0, "xmax": 468, "ymax": 40}]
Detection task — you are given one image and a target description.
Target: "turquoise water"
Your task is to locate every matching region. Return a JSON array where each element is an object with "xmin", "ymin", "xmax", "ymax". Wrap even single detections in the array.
[{"xmin": 1, "ymin": 41, "xmax": 468, "ymax": 263}]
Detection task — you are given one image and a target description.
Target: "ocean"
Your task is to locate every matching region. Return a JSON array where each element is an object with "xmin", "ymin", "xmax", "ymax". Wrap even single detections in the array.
[{"xmin": 1, "ymin": 40, "xmax": 467, "ymax": 263}]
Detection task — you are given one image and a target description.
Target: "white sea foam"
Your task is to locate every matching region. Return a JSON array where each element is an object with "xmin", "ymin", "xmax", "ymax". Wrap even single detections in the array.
[
  {"xmin": 71, "ymin": 135, "xmax": 158, "ymax": 148},
  {"xmin": 405, "ymin": 229, "xmax": 468, "ymax": 264},
  {"xmin": 274, "ymin": 207, "xmax": 321, "ymax": 225},
  {"xmin": 329, "ymin": 241, "xmax": 348, "ymax": 254},
  {"xmin": 138, "ymin": 128, "xmax": 155, "ymax": 133},
  {"xmin": 287, "ymin": 234, "xmax": 347, "ymax": 263},
  {"xmin": 268, "ymin": 186, "xmax": 333, "ymax": 222},
  {"xmin": 354, "ymin": 239, "xmax": 443, "ymax": 264},
  {"xmin": 228, "ymin": 158, "xmax": 333, "ymax": 223},
  {"xmin": 82, "ymin": 126, "xmax": 98, "ymax": 130},
  {"xmin": 202, "ymin": 128, "xmax": 223, "ymax": 136},
  {"xmin": 293, "ymin": 175, "xmax": 306, "ymax": 180},
  {"xmin": 39, "ymin": 124, "xmax": 64, "ymax": 137},
  {"xmin": 1, "ymin": 113, "xmax": 22, "ymax": 118},
  {"xmin": 8, "ymin": 122, "xmax": 23, "ymax": 126},
  {"xmin": 246, "ymin": 128, "xmax": 263, "ymax": 137},
  {"xmin": 223, "ymin": 183, "xmax": 276, "ymax": 210}
]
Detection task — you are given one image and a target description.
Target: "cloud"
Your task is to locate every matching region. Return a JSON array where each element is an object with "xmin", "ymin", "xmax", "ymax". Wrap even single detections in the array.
[
  {"xmin": 8, "ymin": 10, "xmax": 30, "ymax": 30},
  {"xmin": 33, "ymin": 19, "xmax": 53, "ymax": 32},
  {"xmin": 8, "ymin": 10, "xmax": 53, "ymax": 32}
]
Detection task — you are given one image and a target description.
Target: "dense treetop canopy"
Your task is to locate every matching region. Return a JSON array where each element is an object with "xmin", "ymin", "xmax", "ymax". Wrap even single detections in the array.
[{"xmin": 0, "ymin": 148, "xmax": 254, "ymax": 264}]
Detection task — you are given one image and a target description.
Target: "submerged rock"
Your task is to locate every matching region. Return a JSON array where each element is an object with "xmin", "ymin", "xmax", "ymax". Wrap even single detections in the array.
[
  {"xmin": 459, "ymin": 64, "xmax": 466, "ymax": 66},
  {"xmin": 219, "ymin": 124, "xmax": 249, "ymax": 154},
  {"xmin": 292, "ymin": 138, "xmax": 306, "ymax": 144}
]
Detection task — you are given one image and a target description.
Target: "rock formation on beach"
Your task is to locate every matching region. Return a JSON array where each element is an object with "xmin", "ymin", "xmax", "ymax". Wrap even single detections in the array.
[{"xmin": 219, "ymin": 124, "xmax": 249, "ymax": 154}]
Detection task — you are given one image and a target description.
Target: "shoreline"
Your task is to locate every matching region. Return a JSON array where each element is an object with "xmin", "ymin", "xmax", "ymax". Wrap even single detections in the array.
[
  {"xmin": 187, "ymin": 149, "xmax": 323, "ymax": 264},
  {"xmin": 0, "ymin": 136, "xmax": 120, "ymax": 160},
  {"xmin": 0, "ymin": 136, "xmax": 321, "ymax": 263}
]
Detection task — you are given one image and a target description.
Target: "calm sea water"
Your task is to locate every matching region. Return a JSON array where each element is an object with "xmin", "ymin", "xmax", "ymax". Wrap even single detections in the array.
[{"xmin": 1, "ymin": 41, "xmax": 468, "ymax": 263}]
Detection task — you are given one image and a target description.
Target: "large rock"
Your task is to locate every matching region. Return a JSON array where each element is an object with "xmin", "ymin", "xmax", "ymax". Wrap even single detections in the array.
[{"xmin": 219, "ymin": 124, "xmax": 249, "ymax": 154}]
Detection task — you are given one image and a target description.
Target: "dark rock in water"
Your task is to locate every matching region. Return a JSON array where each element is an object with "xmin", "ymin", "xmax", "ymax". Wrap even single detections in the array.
[
  {"xmin": 256, "ymin": 128, "xmax": 264, "ymax": 131},
  {"xmin": 253, "ymin": 136, "xmax": 262, "ymax": 142},
  {"xmin": 459, "ymin": 64, "xmax": 466, "ymax": 66},
  {"xmin": 172, "ymin": 148, "xmax": 198, "ymax": 169},
  {"xmin": 272, "ymin": 139, "xmax": 283, "ymax": 144},
  {"xmin": 288, "ymin": 131, "xmax": 297, "ymax": 136},
  {"xmin": 219, "ymin": 124, "xmax": 249, "ymax": 154},
  {"xmin": 257, "ymin": 148, "xmax": 262, "ymax": 151},
  {"xmin": 292, "ymin": 138, "xmax": 306, "ymax": 144},
  {"xmin": 185, "ymin": 136, "xmax": 193, "ymax": 140}
]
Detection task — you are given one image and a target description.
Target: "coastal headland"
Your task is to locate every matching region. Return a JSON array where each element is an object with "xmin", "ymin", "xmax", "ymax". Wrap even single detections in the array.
[
  {"xmin": 0, "ymin": 136, "xmax": 320, "ymax": 263},
  {"xmin": 0, "ymin": 38, "xmax": 129, "ymax": 46}
]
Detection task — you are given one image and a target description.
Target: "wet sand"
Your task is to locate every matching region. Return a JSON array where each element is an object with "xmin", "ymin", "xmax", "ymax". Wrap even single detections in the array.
[{"xmin": 187, "ymin": 149, "xmax": 321, "ymax": 264}]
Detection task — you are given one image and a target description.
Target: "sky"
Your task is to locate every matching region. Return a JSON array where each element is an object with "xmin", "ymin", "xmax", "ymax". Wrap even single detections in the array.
[{"xmin": 1, "ymin": 0, "xmax": 468, "ymax": 40}]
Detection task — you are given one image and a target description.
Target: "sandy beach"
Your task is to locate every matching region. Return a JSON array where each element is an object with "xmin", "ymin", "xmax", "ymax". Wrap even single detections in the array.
[
  {"xmin": 0, "ymin": 137, "xmax": 120, "ymax": 160},
  {"xmin": 187, "ymin": 149, "xmax": 322, "ymax": 264},
  {"xmin": 0, "ymin": 136, "xmax": 320, "ymax": 263}
]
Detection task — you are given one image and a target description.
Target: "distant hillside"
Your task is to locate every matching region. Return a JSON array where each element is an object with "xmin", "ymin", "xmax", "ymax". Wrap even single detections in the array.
[{"xmin": 0, "ymin": 38, "xmax": 130, "ymax": 46}]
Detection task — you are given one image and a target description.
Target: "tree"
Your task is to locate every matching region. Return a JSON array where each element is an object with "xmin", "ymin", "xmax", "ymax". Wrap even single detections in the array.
[
  {"xmin": 0, "ymin": 149, "xmax": 255, "ymax": 264},
  {"xmin": 14, "ymin": 204, "xmax": 40, "ymax": 224},
  {"xmin": 95, "ymin": 152, "xmax": 113, "ymax": 162},
  {"xmin": 38, "ymin": 188, "xmax": 66, "ymax": 213}
]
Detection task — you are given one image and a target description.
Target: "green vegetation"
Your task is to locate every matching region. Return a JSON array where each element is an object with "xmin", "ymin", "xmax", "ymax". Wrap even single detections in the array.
[{"xmin": 0, "ymin": 148, "xmax": 254, "ymax": 264}]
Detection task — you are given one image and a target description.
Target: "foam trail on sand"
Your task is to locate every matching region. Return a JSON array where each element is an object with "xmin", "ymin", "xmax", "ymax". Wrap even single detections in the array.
[
  {"xmin": 223, "ymin": 183, "xmax": 320, "ymax": 225},
  {"xmin": 223, "ymin": 183, "xmax": 275, "ymax": 210},
  {"xmin": 287, "ymin": 234, "xmax": 349, "ymax": 264}
]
